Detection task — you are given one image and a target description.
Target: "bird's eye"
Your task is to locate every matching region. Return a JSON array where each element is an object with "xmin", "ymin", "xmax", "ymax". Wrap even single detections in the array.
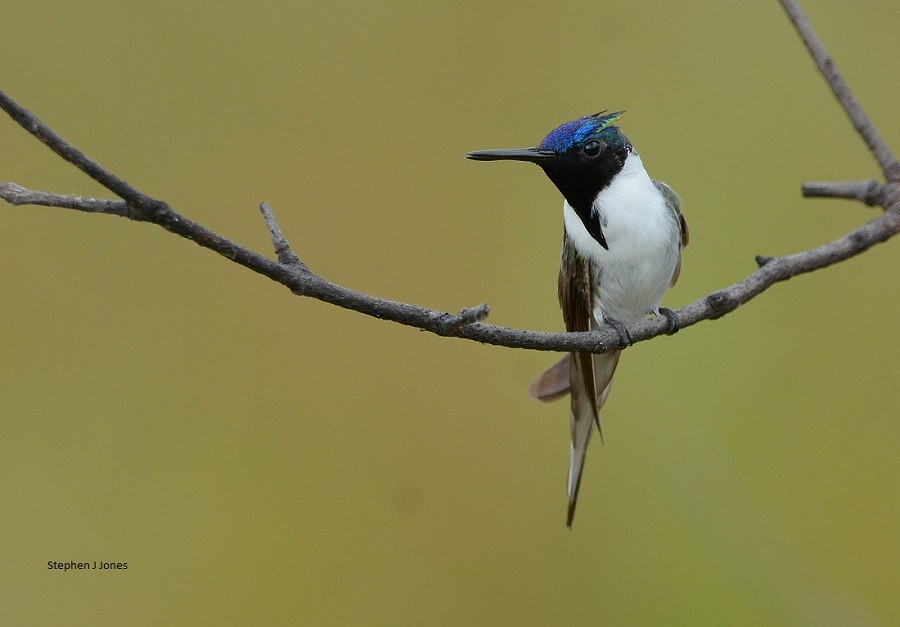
[{"xmin": 583, "ymin": 141, "xmax": 601, "ymax": 157}]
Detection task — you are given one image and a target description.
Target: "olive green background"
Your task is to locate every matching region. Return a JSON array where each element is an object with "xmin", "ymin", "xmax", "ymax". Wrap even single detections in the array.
[{"xmin": 1, "ymin": 2, "xmax": 897, "ymax": 624}]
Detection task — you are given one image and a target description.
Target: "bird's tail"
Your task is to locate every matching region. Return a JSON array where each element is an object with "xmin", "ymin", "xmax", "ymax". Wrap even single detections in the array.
[
  {"xmin": 527, "ymin": 353, "xmax": 573, "ymax": 402},
  {"xmin": 528, "ymin": 350, "xmax": 620, "ymax": 527}
]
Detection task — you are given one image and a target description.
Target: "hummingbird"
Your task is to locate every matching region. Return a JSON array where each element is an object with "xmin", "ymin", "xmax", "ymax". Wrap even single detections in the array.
[{"xmin": 466, "ymin": 111, "xmax": 688, "ymax": 526}]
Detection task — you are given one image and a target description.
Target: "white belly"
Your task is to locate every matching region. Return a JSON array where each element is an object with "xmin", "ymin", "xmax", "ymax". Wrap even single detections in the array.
[{"xmin": 562, "ymin": 153, "xmax": 680, "ymax": 326}]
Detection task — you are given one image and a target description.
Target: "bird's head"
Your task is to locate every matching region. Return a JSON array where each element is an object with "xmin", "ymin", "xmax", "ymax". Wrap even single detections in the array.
[{"xmin": 466, "ymin": 111, "xmax": 632, "ymax": 249}]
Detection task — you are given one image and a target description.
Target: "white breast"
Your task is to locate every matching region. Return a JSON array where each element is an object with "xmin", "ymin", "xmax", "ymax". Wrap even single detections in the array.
[{"xmin": 562, "ymin": 152, "xmax": 680, "ymax": 325}]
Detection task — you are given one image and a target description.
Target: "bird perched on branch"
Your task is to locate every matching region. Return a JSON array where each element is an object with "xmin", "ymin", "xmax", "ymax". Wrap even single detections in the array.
[{"xmin": 467, "ymin": 111, "xmax": 688, "ymax": 526}]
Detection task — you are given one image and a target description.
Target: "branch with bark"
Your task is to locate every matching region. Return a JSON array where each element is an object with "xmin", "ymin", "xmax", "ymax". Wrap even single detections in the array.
[{"xmin": 1, "ymin": 0, "xmax": 897, "ymax": 355}]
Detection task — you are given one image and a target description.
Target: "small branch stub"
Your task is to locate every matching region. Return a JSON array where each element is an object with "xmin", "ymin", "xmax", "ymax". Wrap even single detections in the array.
[
  {"xmin": 438, "ymin": 303, "xmax": 491, "ymax": 333},
  {"xmin": 802, "ymin": 180, "xmax": 884, "ymax": 206},
  {"xmin": 259, "ymin": 201, "xmax": 306, "ymax": 270}
]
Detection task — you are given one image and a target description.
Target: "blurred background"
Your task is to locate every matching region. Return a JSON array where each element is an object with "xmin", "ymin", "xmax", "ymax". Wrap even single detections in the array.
[{"xmin": 1, "ymin": 1, "xmax": 897, "ymax": 624}]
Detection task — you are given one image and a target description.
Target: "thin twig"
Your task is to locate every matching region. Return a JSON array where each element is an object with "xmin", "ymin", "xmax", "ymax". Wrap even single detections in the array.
[
  {"xmin": 802, "ymin": 180, "xmax": 884, "ymax": 205},
  {"xmin": 779, "ymin": 0, "xmax": 900, "ymax": 181},
  {"xmin": 0, "ymin": 92, "xmax": 167, "ymax": 212},
  {"xmin": 259, "ymin": 201, "xmax": 306, "ymax": 269},
  {"xmin": 0, "ymin": 182, "xmax": 141, "ymax": 218}
]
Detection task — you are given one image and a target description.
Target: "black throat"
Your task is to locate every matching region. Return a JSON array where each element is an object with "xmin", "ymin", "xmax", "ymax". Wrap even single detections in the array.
[{"xmin": 541, "ymin": 146, "xmax": 630, "ymax": 251}]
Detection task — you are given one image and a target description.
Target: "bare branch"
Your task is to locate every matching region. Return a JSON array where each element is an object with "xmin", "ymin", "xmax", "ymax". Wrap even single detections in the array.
[
  {"xmin": 1, "ymin": 1, "xmax": 898, "ymax": 356},
  {"xmin": 0, "ymin": 182, "xmax": 140, "ymax": 217},
  {"xmin": 802, "ymin": 180, "xmax": 884, "ymax": 205},
  {"xmin": 0, "ymin": 92, "xmax": 167, "ymax": 212},
  {"xmin": 3, "ymin": 174, "xmax": 897, "ymax": 355},
  {"xmin": 779, "ymin": 0, "xmax": 900, "ymax": 181}
]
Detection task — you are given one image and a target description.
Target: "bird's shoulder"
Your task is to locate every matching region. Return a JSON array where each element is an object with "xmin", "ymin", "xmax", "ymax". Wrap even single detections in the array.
[{"xmin": 651, "ymin": 178, "xmax": 689, "ymax": 248}]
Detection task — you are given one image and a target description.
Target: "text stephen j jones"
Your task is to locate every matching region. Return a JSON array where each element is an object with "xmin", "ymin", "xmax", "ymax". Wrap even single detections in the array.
[{"xmin": 48, "ymin": 561, "xmax": 127, "ymax": 571}]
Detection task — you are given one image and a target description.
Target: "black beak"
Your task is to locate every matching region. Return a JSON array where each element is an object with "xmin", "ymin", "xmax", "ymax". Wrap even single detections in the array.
[{"xmin": 465, "ymin": 147, "xmax": 554, "ymax": 163}]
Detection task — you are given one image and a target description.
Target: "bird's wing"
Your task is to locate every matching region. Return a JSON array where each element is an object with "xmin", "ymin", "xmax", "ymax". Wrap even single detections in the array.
[
  {"xmin": 558, "ymin": 233, "xmax": 599, "ymax": 420},
  {"xmin": 652, "ymin": 179, "xmax": 689, "ymax": 286},
  {"xmin": 557, "ymin": 232, "xmax": 621, "ymax": 526}
]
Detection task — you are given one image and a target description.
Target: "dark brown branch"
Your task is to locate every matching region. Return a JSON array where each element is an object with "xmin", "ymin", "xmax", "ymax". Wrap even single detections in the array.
[
  {"xmin": 779, "ymin": 0, "xmax": 900, "ymax": 182},
  {"xmin": 1, "ymin": 2, "xmax": 898, "ymax": 355}
]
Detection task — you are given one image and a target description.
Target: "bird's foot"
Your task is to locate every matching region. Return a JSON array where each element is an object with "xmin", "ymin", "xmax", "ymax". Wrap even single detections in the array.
[
  {"xmin": 658, "ymin": 307, "xmax": 680, "ymax": 335},
  {"xmin": 603, "ymin": 315, "xmax": 632, "ymax": 347}
]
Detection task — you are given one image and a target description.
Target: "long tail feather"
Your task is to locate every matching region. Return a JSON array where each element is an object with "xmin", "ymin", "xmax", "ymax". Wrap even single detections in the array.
[
  {"xmin": 567, "ymin": 363, "xmax": 594, "ymax": 526},
  {"xmin": 566, "ymin": 350, "xmax": 620, "ymax": 527}
]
